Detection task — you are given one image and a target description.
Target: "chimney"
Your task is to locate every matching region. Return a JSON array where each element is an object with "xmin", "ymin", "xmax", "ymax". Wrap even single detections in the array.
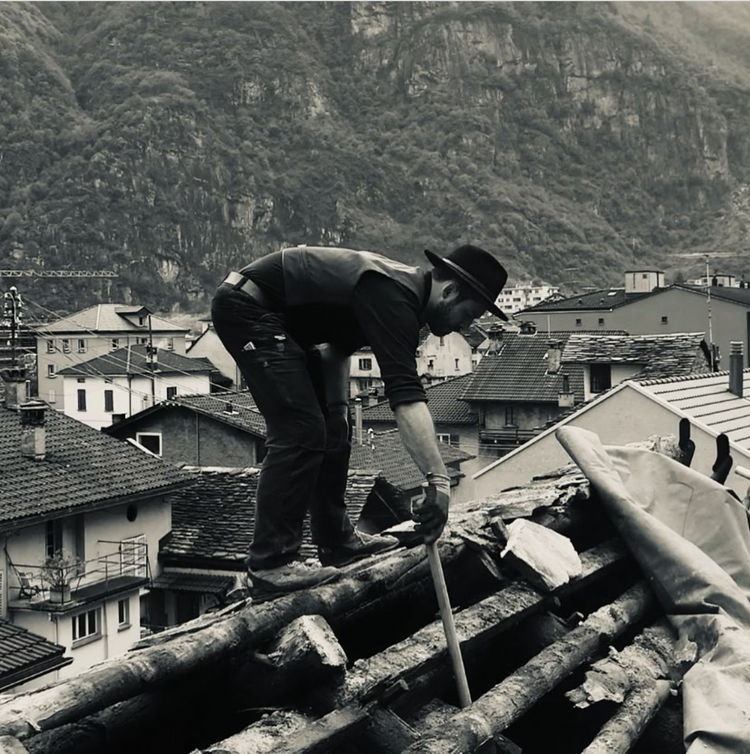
[
  {"xmin": 519, "ymin": 321, "xmax": 537, "ymax": 336},
  {"xmin": 20, "ymin": 399, "xmax": 48, "ymax": 461},
  {"xmin": 558, "ymin": 373, "xmax": 575, "ymax": 408},
  {"xmin": 2, "ymin": 366, "xmax": 27, "ymax": 409},
  {"xmin": 486, "ymin": 325, "xmax": 504, "ymax": 355},
  {"xmin": 729, "ymin": 341, "xmax": 744, "ymax": 398},
  {"xmin": 547, "ymin": 340, "xmax": 563, "ymax": 375},
  {"xmin": 354, "ymin": 397, "xmax": 363, "ymax": 445}
]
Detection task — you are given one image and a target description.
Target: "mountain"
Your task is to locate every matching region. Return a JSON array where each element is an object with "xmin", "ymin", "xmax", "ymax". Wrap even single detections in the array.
[{"xmin": 2, "ymin": 1, "xmax": 750, "ymax": 317}]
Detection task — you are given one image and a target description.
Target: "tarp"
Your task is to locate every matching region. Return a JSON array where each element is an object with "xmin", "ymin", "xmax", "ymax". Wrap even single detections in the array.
[{"xmin": 556, "ymin": 426, "xmax": 750, "ymax": 754}]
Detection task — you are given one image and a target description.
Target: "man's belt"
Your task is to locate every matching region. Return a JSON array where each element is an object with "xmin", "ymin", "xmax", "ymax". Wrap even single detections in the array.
[{"xmin": 222, "ymin": 271, "xmax": 273, "ymax": 308}]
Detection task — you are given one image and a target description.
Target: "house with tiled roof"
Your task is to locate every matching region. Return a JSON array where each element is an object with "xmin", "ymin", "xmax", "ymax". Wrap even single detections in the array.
[
  {"xmin": 148, "ymin": 467, "xmax": 380, "ymax": 629},
  {"xmin": 460, "ymin": 329, "xmax": 709, "ymax": 459},
  {"xmin": 473, "ymin": 346, "xmax": 750, "ymax": 498},
  {"xmin": 56, "ymin": 345, "xmax": 215, "ymax": 430},
  {"xmin": 415, "ymin": 325, "xmax": 486, "ymax": 383},
  {"xmin": 104, "ymin": 391, "xmax": 267, "ymax": 466},
  {"xmin": 362, "ymin": 374, "xmax": 483, "ymax": 476},
  {"xmin": 520, "ymin": 270, "xmax": 750, "ymax": 370},
  {"xmin": 36, "ymin": 304, "xmax": 189, "ymax": 412},
  {"xmin": 0, "ymin": 619, "xmax": 71, "ymax": 692},
  {"xmin": 0, "ymin": 369, "xmax": 193, "ymax": 691}
]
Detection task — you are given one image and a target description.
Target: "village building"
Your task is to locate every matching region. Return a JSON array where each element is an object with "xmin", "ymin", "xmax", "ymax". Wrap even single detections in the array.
[
  {"xmin": 0, "ymin": 369, "xmax": 192, "ymax": 692},
  {"xmin": 36, "ymin": 304, "xmax": 189, "ymax": 412},
  {"xmin": 56, "ymin": 345, "xmax": 215, "ymax": 431},
  {"xmin": 519, "ymin": 270, "xmax": 750, "ymax": 369}
]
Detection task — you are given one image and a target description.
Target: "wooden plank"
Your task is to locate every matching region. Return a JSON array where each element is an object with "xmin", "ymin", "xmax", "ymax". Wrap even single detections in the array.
[
  {"xmin": 399, "ymin": 583, "xmax": 655, "ymax": 754},
  {"xmin": 581, "ymin": 681, "xmax": 672, "ymax": 754}
]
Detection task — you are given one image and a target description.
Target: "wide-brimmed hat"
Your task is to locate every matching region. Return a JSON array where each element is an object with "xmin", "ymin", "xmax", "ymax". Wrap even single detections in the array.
[{"xmin": 424, "ymin": 245, "xmax": 508, "ymax": 321}]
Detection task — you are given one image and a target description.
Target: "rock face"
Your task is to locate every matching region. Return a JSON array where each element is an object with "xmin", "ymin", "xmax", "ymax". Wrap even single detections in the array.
[{"xmin": 2, "ymin": 2, "xmax": 750, "ymax": 312}]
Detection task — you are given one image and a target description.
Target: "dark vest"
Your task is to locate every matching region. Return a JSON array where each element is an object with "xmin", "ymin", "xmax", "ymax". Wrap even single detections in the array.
[{"xmin": 281, "ymin": 246, "xmax": 427, "ymax": 307}]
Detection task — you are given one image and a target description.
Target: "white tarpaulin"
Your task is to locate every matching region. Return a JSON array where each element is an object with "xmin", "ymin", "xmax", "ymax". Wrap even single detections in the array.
[{"xmin": 556, "ymin": 426, "xmax": 750, "ymax": 754}]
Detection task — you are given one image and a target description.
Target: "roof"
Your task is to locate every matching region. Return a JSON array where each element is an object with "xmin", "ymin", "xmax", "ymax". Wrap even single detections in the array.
[
  {"xmin": 161, "ymin": 467, "xmax": 379, "ymax": 566},
  {"xmin": 363, "ymin": 374, "xmax": 477, "ymax": 425},
  {"xmin": 0, "ymin": 399, "xmax": 192, "ymax": 527},
  {"xmin": 150, "ymin": 572, "xmax": 236, "ymax": 594},
  {"xmin": 39, "ymin": 304, "xmax": 188, "ymax": 335},
  {"xmin": 637, "ymin": 369, "xmax": 750, "ymax": 447},
  {"xmin": 57, "ymin": 345, "xmax": 214, "ymax": 377},
  {"xmin": 0, "ymin": 620, "xmax": 71, "ymax": 692},
  {"xmin": 563, "ymin": 332, "xmax": 709, "ymax": 380},
  {"xmin": 674, "ymin": 283, "xmax": 750, "ymax": 307},
  {"xmin": 350, "ymin": 430, "xmax": 473, "ymax": 491},
  {"xmin": 520, "ymin": 288, "xmax": 653, "ymax": 312},
  {"xmin": 460, "ymin": 332, "xmax": 586, "ymax": 403}
]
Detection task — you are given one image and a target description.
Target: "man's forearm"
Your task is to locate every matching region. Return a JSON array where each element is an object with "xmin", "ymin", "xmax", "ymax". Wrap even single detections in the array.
[{"xmin": 393, "ymin": 401, "xmax": 448, "ymax": 477}]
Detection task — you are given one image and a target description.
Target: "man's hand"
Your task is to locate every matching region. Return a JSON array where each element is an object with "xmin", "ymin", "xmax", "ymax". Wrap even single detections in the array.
[{"xmin": 412, "ymin": 473, "xmax": 451, "ymax": 544}]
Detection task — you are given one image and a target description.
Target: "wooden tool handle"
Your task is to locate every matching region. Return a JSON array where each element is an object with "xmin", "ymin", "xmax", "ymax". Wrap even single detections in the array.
[{"xmin": 426, "ymin": 541, "xmax": 472, "ymax": 708}]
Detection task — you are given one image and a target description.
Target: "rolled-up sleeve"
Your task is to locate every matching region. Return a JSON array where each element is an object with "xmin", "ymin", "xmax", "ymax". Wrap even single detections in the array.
[{"xmin": 351, "ymin": 274, "xmax": 427, "ymax": 409}]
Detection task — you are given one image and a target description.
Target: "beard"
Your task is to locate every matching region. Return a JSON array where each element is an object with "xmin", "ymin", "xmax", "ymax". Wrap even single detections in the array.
[{"xmin": 427, "ymin": 299, "xmax": 453, "ymax": 337}]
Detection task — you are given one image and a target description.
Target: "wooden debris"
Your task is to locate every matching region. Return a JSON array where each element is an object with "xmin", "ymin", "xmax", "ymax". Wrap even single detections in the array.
[
  {"xmin": 581, "ymin": 680, "xmax": 672, "ymax": 754},
  {"xmin": 500, "ymin": 519, "xmax": 582, "ymax": 591},
  {"xmin": 399, "ymin": 583, "xmax": 655, "ymax": 754},
  {"xmin": 202, "ymin": 710, "xmax": 313, "ymax": 754},
  {"xmin": 567, "ymin": 620, "xmax": 678, "ymax": 708}
]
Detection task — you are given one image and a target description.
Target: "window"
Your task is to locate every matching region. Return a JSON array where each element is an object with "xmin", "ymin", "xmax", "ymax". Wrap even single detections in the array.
[
  {"xmin": 358, "ymin": 358, "xmax": 372, "ymax": 371},
  {"xmin": 575, "ymin": 318, "xmax": 582, "ymax": 327},
  {"xmin": 46, "ymin": 520, "xmax": 63, "ymax": 559},
  {"xmin": 471, "ymin": 359, "xmax": 478, "ymax": 369},
  {"xmin": 138, "ymin": 337, "xmax": 149, "ymax": 345},
  {"xmin": 72, "ymin": 608, "xmax": 101, "ymax": 644},
  {"xmin": 46, "ymin": 339, "xmax": 55, "ymax": 354},
  {"xmin": 77, "ymin": 339, "xmax": 87, "ymax": 353},
  {"xmin": 661, "ymin": 316, "xmax": 668, "ymax": 324},
  {"xmin": 138, "ymin": 316, "xmax": 146, "ymax": 326},
  {"xmin": 76, "ymin": 377, "xmax": 85, "ymax": 384},
  {"xmin": 104, "ymin": 389, "xmax": 114, "ymax": 412},
  {"xmin": 77, "ymin": 389, "xmax": 87, "ymax": 412},
  {"xmin": 439, "ymin": 337, "xmax": 445, "ymax": 346},
  {"xmin": 505, "ymin": 405, "xmax": 516, "ymax": 426},
  {"xmin": 47, "ymin": 364, "xmax": 56, "ymax": 378},
  {"xmin": 117, "ymin": 598, "xmax": 131, "ymax": 629},
  {"xmin": 111, "ymin": 338, "xmax": 120, "ymax": 351},
  {"xmin": 455, "ymin": 358, "xmax": 460, "ymax": 371},
  {"xmin": 120, "ymin": 535, "xmax": 148, "ymax": 577},
  {"xmin": 436, "ymin": 433, "xmax": 459, "ymax": 446},
  {"xmin": 166, "ymin": 386, "xmax": 177, "ymax": 400},
  {"xmin": 167, "ymin": 337, "xmax": 174, "ymax": 351},
  {"xmin": 112, "ymin": 414, "xmax": 125, "ymax": 424},
  {"xmin": 590, "ymin": 364, "xmax": 612, "ymax": 393},
  {"xmin": 62, "ymin": 339, "xmax": 71, "ymax": 354},
  {"xmin": 48, "ymin": 390, "xmax": 56, "ymax": 403},
  {"xmin": 427, "ymin": 359, "xmax": 435, "ymax": 370},
  {"xmin": 597, "ymin": 318, "xmax": 605, "ymax": 326},
  {"xmin": 136, "ymin": 432, "xmax": 162, "ymax": 456}
]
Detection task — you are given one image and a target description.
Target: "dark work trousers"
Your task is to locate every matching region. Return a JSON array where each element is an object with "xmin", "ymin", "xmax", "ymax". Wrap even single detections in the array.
[{"xmin": 211, "ymin": 284, "xmax": 355, "ymax": 570}]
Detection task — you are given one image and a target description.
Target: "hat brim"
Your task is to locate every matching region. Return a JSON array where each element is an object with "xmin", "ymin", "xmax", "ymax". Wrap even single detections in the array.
[{"xmin": 424, "ymin": 249, "xmax": 509, "ymax": 321}]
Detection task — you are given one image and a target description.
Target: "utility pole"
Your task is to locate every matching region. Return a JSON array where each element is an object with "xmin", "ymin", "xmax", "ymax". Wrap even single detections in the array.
[
  {"xmin": 2, "ymin": 286, "xmax": 24, "ymax": 367},
  {"xmin": 147, "ymin": 313, "xmax": 156, "ymax": 404},
  {"xmin": 705, "ymin": 256, "xmax": 716, "ymax": 371}
]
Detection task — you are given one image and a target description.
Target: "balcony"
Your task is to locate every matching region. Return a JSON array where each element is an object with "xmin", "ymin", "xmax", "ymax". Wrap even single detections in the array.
[{"xmin": 8, "ymin": 539, "xmax": 150, "ymax": 613}]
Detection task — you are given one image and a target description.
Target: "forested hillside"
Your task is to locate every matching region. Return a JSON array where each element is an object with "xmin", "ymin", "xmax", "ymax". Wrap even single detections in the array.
[{"xmin": 2, "ymin": 1, "xmax": 750, "ymax": 315}]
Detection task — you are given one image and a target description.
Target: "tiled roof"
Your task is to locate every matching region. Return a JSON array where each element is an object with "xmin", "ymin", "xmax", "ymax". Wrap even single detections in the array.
[
  {"xmin": 637, "ymin": 369, "xmax": 750, "ymax": 447},
  {"xmin": 40, "ymin": 304, "xmax": 188, "ymax": 334},
  {"xmin": 161, "ymin": 467, "xmax": 379, "ymax": 565},
  {"xmin": 0, "ymin": 620, "xmax": 70, "ymax": 692},
  {"xmin": 521, "ymin": 288, "xmax": 653, "ymax": 313},
  {"xmin": 170, "ymin": 392, "xmax": 267, "ymax": 438},
  {"xmin": 0, "ymin": 402, "xmax": 192, "ymax": 527},
  {"xmin": 150, "ymin": 572, "xmax": 236, "ymax": 594},
  {"xmin": 674, "ymin": 284, "xmax": 750, "ymax": 307},
  {"xmin": 350, "ymin": 430, "xmax": 473, "ymax": 491},
  {"xmin": 459, "ymin": 332, "xmax": 586, "ymax": 403},
  {"xmin": 363, "ymin": 374, "xmax": 477, "ymax": 425},
  {"xmin": 57, "ymin": 345, "xmax": 214, "ymax": 377},
  {"xmin": 563, "ymin": 332, "xmax": 709, "ymax": 380}
]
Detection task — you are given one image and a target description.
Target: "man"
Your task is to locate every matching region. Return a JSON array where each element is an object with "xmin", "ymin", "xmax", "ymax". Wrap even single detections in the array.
[{"xmin": 211, "ymin": 244, "xmax": 508, "ymax": 597}]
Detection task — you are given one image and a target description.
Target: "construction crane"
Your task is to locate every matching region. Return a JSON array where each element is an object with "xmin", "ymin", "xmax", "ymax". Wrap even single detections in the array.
[{"xmin": 0, "ymin": 270, "xmax": 118, "ymax": 277}]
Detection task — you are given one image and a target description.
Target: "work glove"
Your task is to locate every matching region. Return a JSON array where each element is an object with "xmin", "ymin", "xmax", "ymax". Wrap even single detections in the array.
[{"xmin": 412, "ymin": 472, "xmax": 451, "ymax": 544}]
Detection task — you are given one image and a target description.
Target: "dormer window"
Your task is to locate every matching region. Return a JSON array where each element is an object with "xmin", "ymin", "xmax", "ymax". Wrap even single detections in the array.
[{"xmin": 590, "ymin": 364, "xmax": 612, "ymax": 393}]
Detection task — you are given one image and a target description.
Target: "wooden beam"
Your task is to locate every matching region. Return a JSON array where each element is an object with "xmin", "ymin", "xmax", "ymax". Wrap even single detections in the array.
[
  {"xmin": 399, "ymin": 583, "xmax": 655, "ymax": 754},
  {"xmin": 581, "ymin": 681, "xmax": 672, "ymax": 754}
]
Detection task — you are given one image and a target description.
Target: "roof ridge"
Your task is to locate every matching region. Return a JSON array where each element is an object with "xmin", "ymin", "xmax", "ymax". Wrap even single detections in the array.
[{"xmin": 637, "ymin": 368, "xmax": 750, "ymax": 386}]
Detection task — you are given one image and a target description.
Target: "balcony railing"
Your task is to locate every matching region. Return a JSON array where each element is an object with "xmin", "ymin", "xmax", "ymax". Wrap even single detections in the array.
[{"xmin": 9, "ymin": 539, "xmax": 150, "ymax": 609}]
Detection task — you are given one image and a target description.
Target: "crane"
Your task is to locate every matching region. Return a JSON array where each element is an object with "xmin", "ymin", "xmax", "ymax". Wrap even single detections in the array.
[{"xmin": 0, "ymin": 270, "xmax": 118, "ymax": 277}]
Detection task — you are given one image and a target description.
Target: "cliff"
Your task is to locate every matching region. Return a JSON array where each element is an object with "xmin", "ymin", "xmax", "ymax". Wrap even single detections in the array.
[{"xmin": 2, "ymin": 1, "xmax": 750, "ymax": 313}]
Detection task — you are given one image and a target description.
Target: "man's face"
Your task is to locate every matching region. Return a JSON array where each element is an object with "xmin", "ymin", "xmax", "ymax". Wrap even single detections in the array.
[{"xmin": 428, "ymin": 293, "xmax": 486, "ymax": 337}]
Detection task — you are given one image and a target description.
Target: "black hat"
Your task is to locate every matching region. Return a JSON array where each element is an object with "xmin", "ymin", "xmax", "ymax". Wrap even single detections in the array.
[{"xmin": 424, "ymin": 245, "xmax": 509, "ymax": 321}]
